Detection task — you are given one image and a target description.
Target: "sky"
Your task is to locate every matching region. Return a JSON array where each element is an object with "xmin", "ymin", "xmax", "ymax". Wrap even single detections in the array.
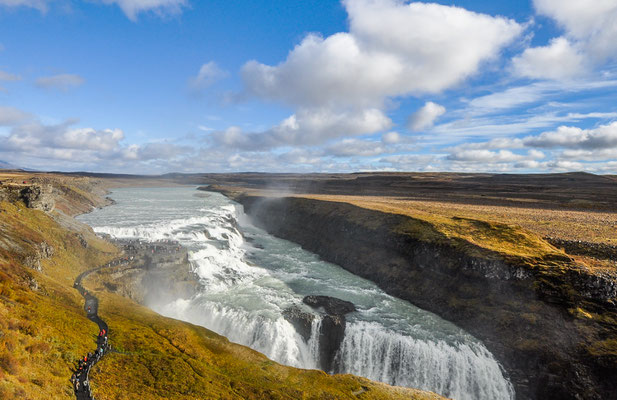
[{"xmin": 1, "ymin": 0, "xmax": 617, "ymax": 174}]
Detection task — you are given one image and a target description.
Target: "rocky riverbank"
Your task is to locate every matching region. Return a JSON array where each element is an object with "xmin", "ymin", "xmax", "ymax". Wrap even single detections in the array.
[
  {"xmin": 217, "ymin": 191, "xmax": 617, "ymax": 400},
  {"xmin": 89, "ymin": 238, "xmax": 199, "ymax": 308}
]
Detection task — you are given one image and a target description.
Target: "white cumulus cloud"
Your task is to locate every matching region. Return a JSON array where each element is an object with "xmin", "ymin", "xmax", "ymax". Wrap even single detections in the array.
[
  {"xmin": 210, "ymin": 108, "xmax": 392, "ymax": 150},
  {"xmin": 381, "ymin": 131, "xmax": 400, "ymax": 144},
  {"xmin": 325, "ymin": 138, "xmax": 389, "ymax": 157},
  {"xmin": 513, "ymin": 0, "xmax": 617, "ymax": 81},
  {"xmin": 242, "ymin": 0, "xmax": 522, "ymax": 109},
  {"xmin": 448, "ymin": 149, "xmax": 526, "ymax": 163},
  {"xmin": 407, "ymin": 101, "xmax": 446, "ymax": 131},
  {"xmin": 534, "ymin": 0, "xmax": 617, "ymax": 62},
  {"xmin": 3, "ymin": 121, "xmax": 124, "ymax": 153},
  {"xmin": 512, "ymin": 37, "xmax": 586, "ymax": 80},
  {"xmin": 523, "ymin": 122, "xmax": 617, "ymax": 150}
]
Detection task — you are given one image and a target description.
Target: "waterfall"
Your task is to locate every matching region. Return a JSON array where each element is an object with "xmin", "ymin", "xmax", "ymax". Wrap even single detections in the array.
[
  {"xmin": 307, "ymin": 318, "xmax": 322, "ymax": 362},
  {"xmin": 335, "ymin": 321, "xmax": 514, "ymax": 400},
  {"xmin": 160, "ymin": 298, "xmax": 319, "ymax": 369}
]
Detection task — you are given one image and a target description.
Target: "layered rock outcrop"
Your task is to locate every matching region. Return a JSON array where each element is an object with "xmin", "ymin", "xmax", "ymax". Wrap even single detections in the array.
[{"xmin": 19, "ymin": 185, "xmax": 55, "ymax": 212}]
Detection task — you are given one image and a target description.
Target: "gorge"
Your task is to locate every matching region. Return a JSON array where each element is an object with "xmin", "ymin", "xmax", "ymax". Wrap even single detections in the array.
[
  {"xmin": 77, "ymin": 186, "xmax": 515, "ymax": 400},
  {"xmin": 216, "ymin": 189, "xmax": 617, "ymax": 400}
]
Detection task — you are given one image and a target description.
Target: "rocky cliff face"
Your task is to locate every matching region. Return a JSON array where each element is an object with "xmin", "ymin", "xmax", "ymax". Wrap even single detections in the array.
[
  {"xmin": 0, "ymin": 184, "xmax": 55, "ymax": 212},
  {"xmin": 90, "ymin": 239, "xmax": 199, "ymax": 307},
  {"xmin": 19, "ymin": 185, "xmax": 55, "ymax": 212},
  {"xmin": 231, "ymin": 194, "xmax": 617, "ymax": 400}
]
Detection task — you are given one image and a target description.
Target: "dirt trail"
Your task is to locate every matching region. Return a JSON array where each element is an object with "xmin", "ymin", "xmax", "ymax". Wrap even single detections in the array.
[{"xmin": 70, "ymin": 259, "xmax": 127, "ymax": 399}]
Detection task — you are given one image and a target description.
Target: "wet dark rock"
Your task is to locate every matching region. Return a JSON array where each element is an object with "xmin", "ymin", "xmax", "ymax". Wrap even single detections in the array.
[
  {"xmin": 318, "ymin": 314, "xmax": 346, "ymax": 372},
  {"xmin": 303, "ymin": 295, "xmax": 356, "ymax": 372},
  {"xmin": 282, "ymin": 306, "xmax": 314, "ymax": 341},
  {"xmin": 303, "ymin": 295, "xmax": 356, "ymax": 315}
]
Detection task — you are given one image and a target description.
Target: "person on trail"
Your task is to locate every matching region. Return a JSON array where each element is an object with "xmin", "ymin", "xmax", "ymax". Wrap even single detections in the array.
[{"xmin": 75, "ymin": 380, "xmax": 80, "ymax": 391}]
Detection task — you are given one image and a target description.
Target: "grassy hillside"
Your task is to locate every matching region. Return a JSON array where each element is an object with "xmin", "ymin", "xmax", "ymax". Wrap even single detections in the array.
[
  {"xmin": 0, "ymin": 200, "xmax": 117, "ymax": 398},
  {"xmin": 0, "ymin": 175, "xmax": 445, "ymax": 400}
]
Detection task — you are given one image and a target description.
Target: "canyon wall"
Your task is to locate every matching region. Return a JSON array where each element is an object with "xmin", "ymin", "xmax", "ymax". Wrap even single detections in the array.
[{"xmin": 230, "ymin": 194, "xmax": 617, "ymax": 400}]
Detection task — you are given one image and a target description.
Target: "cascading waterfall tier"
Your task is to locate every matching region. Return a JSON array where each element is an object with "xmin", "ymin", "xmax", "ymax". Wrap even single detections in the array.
[{"xmin": 78, "ymin": 186, "xmax": 515, "ymax": 400}]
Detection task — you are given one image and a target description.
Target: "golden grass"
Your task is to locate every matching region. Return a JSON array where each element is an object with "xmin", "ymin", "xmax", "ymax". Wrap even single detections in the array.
[
  {"xmin": 234, "ymin": 187, "xmax": 617, "ymax": 247},
  {"xmin": 244, "ymin": 192, "xmax": 568, "ymax": 260},
  {"xmin": 86, "ymin": 286, "xmax": 444, "ymax": 400},
  {"xmin": 0, "ymin": 200, "xmax": 119, "ymax": 399}
]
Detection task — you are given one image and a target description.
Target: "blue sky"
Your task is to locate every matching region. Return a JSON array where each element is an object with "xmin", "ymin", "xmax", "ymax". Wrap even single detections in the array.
[{"xmin": 1, "ymin": 0, "xmax": 616, "ymax": 174}]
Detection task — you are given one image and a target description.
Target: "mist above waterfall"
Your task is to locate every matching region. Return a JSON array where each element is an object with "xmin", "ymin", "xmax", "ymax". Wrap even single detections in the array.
[{"xmin": 78, "ymin": 186, "xmax": 514, "ymax": 400}]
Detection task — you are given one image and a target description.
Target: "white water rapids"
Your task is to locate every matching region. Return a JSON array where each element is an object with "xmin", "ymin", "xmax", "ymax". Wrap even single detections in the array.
[{"xmin": 78, "ymin": 186, "xmax": 514, "ymax": 400}]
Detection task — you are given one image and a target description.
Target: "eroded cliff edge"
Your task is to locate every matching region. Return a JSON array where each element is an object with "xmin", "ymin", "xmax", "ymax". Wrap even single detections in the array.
[{"xmin": 218, "ymin": 191, "xmax": 617, "ymax": 400}]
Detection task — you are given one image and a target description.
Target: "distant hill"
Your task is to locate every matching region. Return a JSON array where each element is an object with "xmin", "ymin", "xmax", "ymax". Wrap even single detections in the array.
[
  {"xmin": 0, "ymin": 160, "xmax": 37, "ymax": 171},
  {"xmin": 0, "ymin": 160, "xmax": 18, "ymax": 169}
]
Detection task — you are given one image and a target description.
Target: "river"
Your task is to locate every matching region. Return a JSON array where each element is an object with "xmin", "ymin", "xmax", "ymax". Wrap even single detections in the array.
[{"xmin": 77, "ymin": 186, "xmax": 514, "ymax": 400}]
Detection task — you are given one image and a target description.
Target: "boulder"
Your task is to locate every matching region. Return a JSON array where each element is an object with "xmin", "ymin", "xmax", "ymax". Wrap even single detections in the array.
[
  {"xmin": 303, "ymin": 295, "xmax": 356, "ymax": 315},
  {"xmin": 303, "ymin": 295, "xmax": 357, "ymax": 372},
  {"xmin": 19, "ymin": 185, "xmax": 55, "ymax": 212},
  {"xmin": 282, "ymin": 306, "xmax": 315, "ymax": 341}
]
